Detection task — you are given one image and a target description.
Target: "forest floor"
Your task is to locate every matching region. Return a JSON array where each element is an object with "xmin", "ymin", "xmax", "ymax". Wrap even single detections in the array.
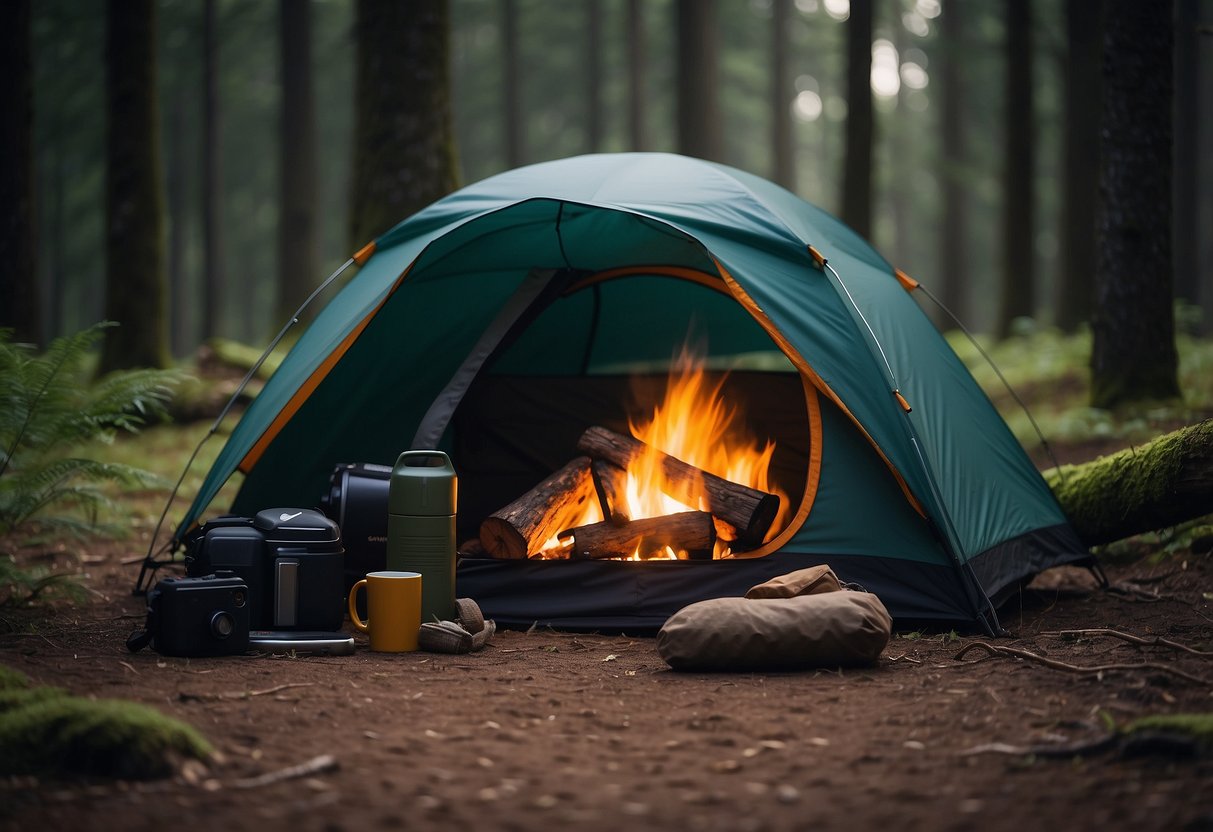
[{"xmin": 2, "ymin": 532, "xmax": 1211, "ymax": 832}]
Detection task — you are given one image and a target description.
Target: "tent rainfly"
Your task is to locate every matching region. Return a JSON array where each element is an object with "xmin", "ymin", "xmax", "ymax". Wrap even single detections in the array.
[{"xmin": 164, "ymin": 153, "xmax": 1091, "ymax": 634}]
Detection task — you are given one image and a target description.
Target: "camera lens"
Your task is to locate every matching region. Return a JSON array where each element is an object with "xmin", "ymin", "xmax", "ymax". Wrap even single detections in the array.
[
  {"xmin": 232, "ymin": 589, "xmax": 247, "ymax": 608},
  {"xmin": 210, "ymin": 611, "xmax": 235, "ymax": 639}
]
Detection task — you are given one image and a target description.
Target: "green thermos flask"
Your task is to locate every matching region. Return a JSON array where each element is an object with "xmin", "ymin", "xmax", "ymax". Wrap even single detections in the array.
[{"xmin": 386, "ymin": 450, "xmax": 458, "ymax": 623}]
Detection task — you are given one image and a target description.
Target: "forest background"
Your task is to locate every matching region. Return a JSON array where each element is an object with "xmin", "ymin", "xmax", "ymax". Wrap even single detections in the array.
[{"xmin": 5, "ymin": 0, "xmax": 1212, "ymax": 370}]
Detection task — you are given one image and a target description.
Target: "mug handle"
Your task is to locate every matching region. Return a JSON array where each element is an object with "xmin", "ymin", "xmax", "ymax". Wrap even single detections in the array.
[{"xmin": 348, "ymin": 579, "xmax": 369, "ymax": 632}]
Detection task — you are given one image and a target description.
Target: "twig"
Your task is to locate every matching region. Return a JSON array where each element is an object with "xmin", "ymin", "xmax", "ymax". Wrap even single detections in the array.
[
  {"xmin": 953, "ymin": 641, "xmax": 1211, "ymax": 686},
  {"xmin": 1041, "ymin": 628, "xmax": 1213, "ymax": 657},
  {"xmin": 960, "ymin": 733, "xmax": 1118, "ymax": 759},
  {"xmin": 230, "ymin": 754, "xmax": 338, "ymax": 790},
  {"xmin": 179, "ymin": 682, "xmax": 315, "ymax": 702}
]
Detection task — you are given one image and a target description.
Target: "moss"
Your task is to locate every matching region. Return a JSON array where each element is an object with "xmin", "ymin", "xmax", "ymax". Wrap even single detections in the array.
[
  {"xmin": 1123, "ymin": 713, "xmax": 1213, "ymax": 757},
  {"xmin": 1125, "ymin": 713, "xmax": 1213, "ymax": 742},
  {"xmin": 0, "ymin": 664, "xmax": 31, "ymax": 691},
  {"xmin": 0, "ymin": 686, "xmax": 67, "ymax": 713},
  {"xmin": 0, "ymin": 696, "xmax": 213, "ymax": 779}
]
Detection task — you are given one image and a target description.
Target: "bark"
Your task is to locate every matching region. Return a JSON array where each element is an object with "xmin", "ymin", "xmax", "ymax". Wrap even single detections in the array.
[
  {"xmin": 349, "ymin": 0, "xmax": 458, "ymax": 250},
  {"xmin": 277, "ymin": 0, "xmax": 318, "ymax": 324},
  {"xmin": 479, "ymin": 457, "xmax": 596, "ymax": 559},
  {"xmin": 1173, "ymin": 0, "xmax": 1201, "ymax": 317},
  {"xmin": 1045, "ymin": 420, "xmax": 1213, "ymax": 547},
  {"xmin": 1056, "ymin": 0, "xmax": 1102, "ymax": 331},
  {"xmin": 676, "ymin": 0, "xmax": 722, "ymax": 162},
  {"xmin": 841, "ymin": 0, "xmax": 873, "ymax": 240},
  {"xmin": 576, "ymin": 425, "xmax": 780, "ymax": 545},
  {"xmin": 0, "ymin": 0, "xmax": 39, "ymax": 346},
  {"xmin": 99, "ymin": 0, "xmax": 168, "ymax": 373},
  {"xmin": 559, "ymin": 511, "xmax": 716, "ymax": 560},
  {"xmin": 996, "ymin": 0, "xmax": 1035, "ymax": 340},
  {"xmin": 1090, "ymin": 0, "xmax": 1179, "ymax": 408}
]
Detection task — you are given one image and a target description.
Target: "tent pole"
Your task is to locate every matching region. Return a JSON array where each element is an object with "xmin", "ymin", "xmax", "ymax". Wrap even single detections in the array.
[
  {"xmin": 824, "ymin": 262, "xmax": 1003, "ymax": 634},
  {"xmin": 134, "ymin": 256, "xmax": 358, "ymax": 595}
]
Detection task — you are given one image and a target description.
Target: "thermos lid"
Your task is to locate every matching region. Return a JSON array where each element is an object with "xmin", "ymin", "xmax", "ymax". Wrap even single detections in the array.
[
  {"xmin": 253, "ymin": 508, "xmax": 341, "ymax": 542},
  {"xmin": 389, "ymin": 450, "xmax": 457, "ymax": 516}
]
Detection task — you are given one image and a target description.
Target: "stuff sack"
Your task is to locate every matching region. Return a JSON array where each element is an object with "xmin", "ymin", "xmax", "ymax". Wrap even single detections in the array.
[
  {"xmin": 744, "ymin": 564, "xmax": 842, "ymax": 599},
  {"xmin": 656, "ymin": 591, "xmax": 892, "ymax": 672}
]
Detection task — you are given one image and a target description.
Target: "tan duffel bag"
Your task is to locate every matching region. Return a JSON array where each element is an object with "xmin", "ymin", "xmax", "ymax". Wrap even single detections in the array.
[{"xmin": 656, "ymin": 588, "xmax": 892, "ymax": 672}]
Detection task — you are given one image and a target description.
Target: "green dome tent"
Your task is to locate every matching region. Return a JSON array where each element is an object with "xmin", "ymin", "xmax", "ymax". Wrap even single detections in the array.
[{"xmin": 164, "ymin": 152, "xmax": 1089, "ymax": 633}]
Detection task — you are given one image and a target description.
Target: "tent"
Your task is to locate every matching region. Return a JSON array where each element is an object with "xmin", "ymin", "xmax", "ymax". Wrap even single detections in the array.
[{"xmin": 168, "ymin": 152, "xmax": 1090, "ymax": 634}]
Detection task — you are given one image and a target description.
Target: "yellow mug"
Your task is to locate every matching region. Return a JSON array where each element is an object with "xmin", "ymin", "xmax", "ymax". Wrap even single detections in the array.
[{"xmin": 348, "ymin": 570, "xmax": 422, "ymax": 652}]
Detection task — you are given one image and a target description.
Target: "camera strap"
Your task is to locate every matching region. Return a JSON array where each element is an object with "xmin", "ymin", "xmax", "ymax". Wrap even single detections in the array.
[{"xmin": 125, "ymin": 600, "xmax": 159, "ymax": 653}]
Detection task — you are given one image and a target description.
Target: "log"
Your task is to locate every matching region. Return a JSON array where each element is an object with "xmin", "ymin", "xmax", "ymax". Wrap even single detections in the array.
[
  {"xmin": 558, "ymin": 511, "xmax": 716, "ymax": 560},
  {"xmin": 591, "ymin": 459, "xmax": 630, "ymax": 525},
  {"xmin": 479, "ymin": 456, "xmax": 596, "ymax": 558},
  {"xmin": 576, "ymin": 425, "xmax": 780, "ymax": 545},
  {"xmin": 1044, "ymin": 419, "xmax": 1213, "ymax": 547}
]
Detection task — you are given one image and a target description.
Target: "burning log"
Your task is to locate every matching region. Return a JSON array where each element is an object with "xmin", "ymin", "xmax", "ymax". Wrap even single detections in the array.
[
  {"xmin": 558, "ymin": 511, "xmax": 716, "ymax": 560},
  {"xmin": 479, "ymin": 456, "xmax": 596, "ymax": 559},
  {"xmin": 576, "ymin": 425, "xmax": 780, "ymax": 545},
  {"xmin": 591, "ymin": 459, "xmax": 631, "ymax": 525}
]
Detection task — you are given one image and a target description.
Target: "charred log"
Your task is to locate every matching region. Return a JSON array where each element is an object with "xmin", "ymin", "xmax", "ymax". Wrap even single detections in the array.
[
  {"xmin": 558, "ymin": 511, "xmax": 716, "ymax": 560},
  {"xmin": 576, "ymin": 425, "xmax": 779, "ymax": 544}
]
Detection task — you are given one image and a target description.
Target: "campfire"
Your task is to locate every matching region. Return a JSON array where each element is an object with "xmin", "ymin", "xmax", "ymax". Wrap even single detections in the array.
[{"xmin": 477, "ymin": 348, "xmax": 790, "ymax": 561}]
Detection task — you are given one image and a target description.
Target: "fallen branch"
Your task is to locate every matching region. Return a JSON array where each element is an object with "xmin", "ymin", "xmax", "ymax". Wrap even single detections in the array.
[
  {"xmin": 960, "ymin": 733, "xmax": 1118, "ymax": 759},
  {"xmin": 230, "ymin": 754, "xmax": 338, "ymax": 790},
  {"xmin": 953, "ymin": 641, "xmax": 1211, "ymax": 686},
  {"xmin": 1041, "ymin": 628, "xmax": 1213, "ymax": 657},
  {"xmin": 1044, "ymin": 419, "xmax": 1213, "ymax": 547}
]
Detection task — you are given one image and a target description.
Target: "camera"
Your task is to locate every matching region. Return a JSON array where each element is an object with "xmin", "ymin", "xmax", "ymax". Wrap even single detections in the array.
[
  {"xmin": 184, "ymin": 508, "xmax": 345, "ymax": 632},
  {"xmin": 127, "ymin": 572, "xmax": 251, "ymax": 657}
]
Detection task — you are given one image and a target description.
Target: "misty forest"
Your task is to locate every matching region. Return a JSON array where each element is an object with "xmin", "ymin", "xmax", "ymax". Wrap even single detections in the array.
[{"xmin": 1, "ymin": 2, "xmax": 1213, "ymax": 830}]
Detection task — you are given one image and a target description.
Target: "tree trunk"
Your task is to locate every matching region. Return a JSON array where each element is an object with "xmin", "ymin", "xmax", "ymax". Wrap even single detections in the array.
[
  {"xmin": 586, "ymin": 0, "xmax": 603, "ymax": 152},
  {"xmin": 277, "ymin": 0, "xmax": 318, "ymax": 325},
  {"xmin": 1045, "ymin": 420, "xmax": 1213, "ymax": 547},
  {"xmin": 1090, "ymin": 0, "xmax": 1179, "ymax": 409},
  {"xmin": 937, "ymin": 0, "xmax": 968, "ymax": 324},
  {"xmin": 202, "ymin": 0, "xmax": 224, "ymax": 341},
  {"xmin": 841, "ymin": 0, "xmax": 873, "ymax": 239},
  {"xmin": 996, "ymin": 0, "xmax": 1035, "ymax": 340},
  {"xmin": 770, "ymin": 0, "xmax": 794, "ymax": 190},
  {"xmin": 676, "ymin": 0, "xmax": 722, "ymax": 162},
  {"xmin": 1056, "ymin": 0, "xmax": 1102, "ymax": 332},
  {"xmin": 501, "ymin": 0, "xmax": 523, "ymax": 168},
  {"xmin": 99, "ymin": 0, "xmax": 167, "ymax": 373},
  {"xmin": 166, "ymin": 95, "xmax": 191, "ymax": 358},
  {"xmin": 0, "ymin": 0, "xmax": 40, "ymax": 347},
  {"xmin": 626, "ymin": 0, "xmax": 647, "ymax": 151},
  {"xmin": 1173, "ymin": 0, "xmax": 1200, "ymax": 320},
  {"xmin": 349, "ymin": 0, "xmax": 458, "ymax": 250}
]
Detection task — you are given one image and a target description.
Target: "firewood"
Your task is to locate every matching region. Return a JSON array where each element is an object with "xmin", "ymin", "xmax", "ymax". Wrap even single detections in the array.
[
  {"xmin": 591, "ymin": 458, "xmax": 630, "ymax": 525},
  {"xmin": 478, "ymin": 456, "xmax": 596, "ymax": 558},
  {"xmin": 558, "ymin": 511, "xmax": 716, "ymax": 560},
  {"xmin": 576, "ymin": 425, "xmax": 780, "ymax": 545}
]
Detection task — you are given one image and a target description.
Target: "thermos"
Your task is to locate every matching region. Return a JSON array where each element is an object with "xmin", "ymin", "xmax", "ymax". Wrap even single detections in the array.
[{"xmin": 386, "ymin": 450, "xmax": 458, "ymax": 623}]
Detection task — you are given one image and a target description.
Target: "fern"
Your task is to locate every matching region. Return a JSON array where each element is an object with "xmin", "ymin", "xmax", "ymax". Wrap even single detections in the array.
[{"xmin": 0, "ymin": 324, "xmax": 182, "ymax": 606}]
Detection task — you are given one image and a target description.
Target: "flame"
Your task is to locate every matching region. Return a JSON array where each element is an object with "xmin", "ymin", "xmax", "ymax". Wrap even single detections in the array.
[{"xmin": 541, "ymin": 346, "xmax": 789, "ymax": 560}]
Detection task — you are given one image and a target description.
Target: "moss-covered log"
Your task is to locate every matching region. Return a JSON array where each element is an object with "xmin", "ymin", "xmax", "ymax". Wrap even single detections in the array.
[{"xmin": 1044, "ymin": 419, "xmax": 1213, "ymax": 547}]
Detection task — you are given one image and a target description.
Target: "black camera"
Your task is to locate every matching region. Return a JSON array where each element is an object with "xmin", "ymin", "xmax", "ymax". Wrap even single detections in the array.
[
  {"xmin": 184, "ymin": 508, "xmax": 345, "ymax": 632},
  {"xmin": 127, "ymin": 572, "xmax": 251, "ymax": 657}
]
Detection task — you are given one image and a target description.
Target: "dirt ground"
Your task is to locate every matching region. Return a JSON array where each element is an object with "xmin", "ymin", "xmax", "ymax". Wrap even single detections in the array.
[{"xmin": 1, "ymin": 535, "xmax": 1210, "ymax": 832}]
